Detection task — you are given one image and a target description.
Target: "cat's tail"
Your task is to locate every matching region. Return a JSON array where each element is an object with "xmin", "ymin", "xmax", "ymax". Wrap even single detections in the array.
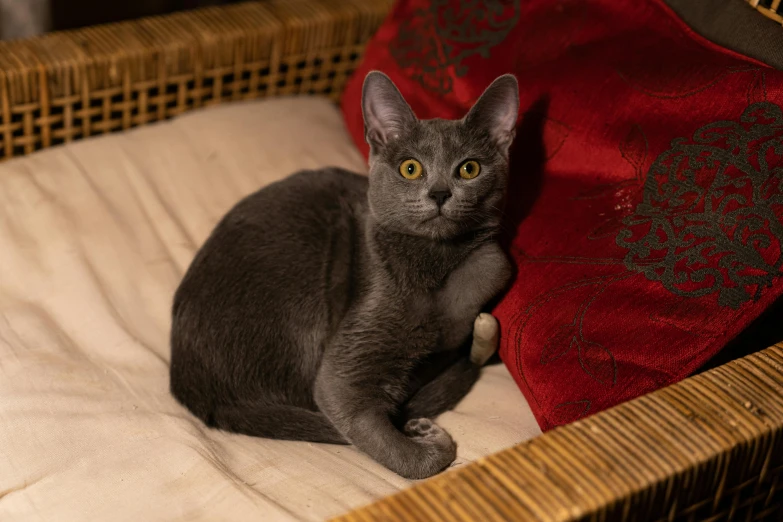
[{"xmin": 206, "ymin": 402, "xmax": 349, "ymax": 445}]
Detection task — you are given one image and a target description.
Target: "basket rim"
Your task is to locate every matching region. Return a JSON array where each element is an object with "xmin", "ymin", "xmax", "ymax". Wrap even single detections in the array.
[{"xmin": 333, "ymin": 343, "xmax": 783, "ymax": 521}]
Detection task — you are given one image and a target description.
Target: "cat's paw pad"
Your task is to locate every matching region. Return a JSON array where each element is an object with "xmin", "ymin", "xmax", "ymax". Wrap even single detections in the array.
[
  {"xmin": 404, "ymin": 419, "xmax": 454, "ymax": 451},
  {"xmin": 470, "ymin": 313, "xmax": 499, "ymax": 366},
  {"xmin": 404, "ymin": 418, "xmax": 435, "ymax": 437},
  {"xmin": 400, "ymin": 418, "xmax": 456, "ymax": 479}
]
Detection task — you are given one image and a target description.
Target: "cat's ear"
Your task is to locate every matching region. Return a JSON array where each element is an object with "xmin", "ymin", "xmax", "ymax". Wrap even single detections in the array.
[
  {"xmin": 362, "ymin": 71, "xmax": 417, "ymax": 148},
  {"xmin": 464, "ymin": 74, "xmax": 519, "ymax": 152}
]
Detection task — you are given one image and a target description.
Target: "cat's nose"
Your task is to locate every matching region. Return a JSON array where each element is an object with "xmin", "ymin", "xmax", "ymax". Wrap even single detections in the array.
[{"xmin": 429, "ymin": 189, "xmax": 452, "ymax": 206}]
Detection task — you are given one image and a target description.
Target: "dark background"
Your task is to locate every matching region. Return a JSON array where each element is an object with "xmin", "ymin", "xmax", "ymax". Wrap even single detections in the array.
[{"xmin": 50, "ymin": 0, "xmax": 243, "ymax": 31}]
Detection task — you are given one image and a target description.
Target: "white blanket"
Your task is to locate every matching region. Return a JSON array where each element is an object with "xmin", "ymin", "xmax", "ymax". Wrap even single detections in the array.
[{"xmin": 0, "ymin": 97, "xmax": 540, "ymax": 521}]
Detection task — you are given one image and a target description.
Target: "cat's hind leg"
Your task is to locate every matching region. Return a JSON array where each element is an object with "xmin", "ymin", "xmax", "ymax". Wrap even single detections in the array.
[
  {"xmin": 312, "ymin": 315, "xmax": 499, "ymax": 478},
  {"xmin": 403, "ymin": 313, "xmax": 499, "ymax": 419},
  {"xmin": 315, "ymin": 396, "xmax": 457, "ymax": 479},
  {"xmin": 207, "ymin": 402, "xmax": 348, "ymax": 444},
  {"xmin": 402, "ymin": 357, "xmax": 480, "ymax": 420}
]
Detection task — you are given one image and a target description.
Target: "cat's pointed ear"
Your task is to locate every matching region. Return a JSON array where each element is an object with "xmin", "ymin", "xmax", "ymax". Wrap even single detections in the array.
[
  {"xmin": 362, "ymin": 71, "xmax": 417, "ymax": 148},
  {"xmin": 465, "ymin": 74, "xmax": 520, "ymax": 152}
]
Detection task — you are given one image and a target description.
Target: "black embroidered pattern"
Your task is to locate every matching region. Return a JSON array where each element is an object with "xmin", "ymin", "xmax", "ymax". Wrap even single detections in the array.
[
  {"xmin": 390, "ymin": 0, "xmax": 521, "ymax": 94},
  {"xmin": 616, "ymin": 102, "xmax": 783, "ymax": 309}
]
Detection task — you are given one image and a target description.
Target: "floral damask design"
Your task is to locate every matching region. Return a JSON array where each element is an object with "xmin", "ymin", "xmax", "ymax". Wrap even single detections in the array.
[
  {"xmin": 390, "ymin": 0, "xmax": 521, "ymax": 94},
  {"xmin": 509, "ymin": 102, "xmax": 783, "ymax": 427},
  {"xmin": 511, "ymin": 273, "xmax": 625, "ymax": 390},
  {"xmin": 543, "ymin": 117, "xmax": 570, "ymax": 160},
  {"xmin": 616, "ymin": 102, "xmax": 783, "ymax": 309},
  {"xmin": 573, "ymin": 124, "xmax": 649, "ymax": 239},
  {"xmin": 536, "ymin": 277, "xmax": 620, "ymax": 386},
  {"xmin": 551, "ymin": 400, "xmax": 591, "ymax": 425}
]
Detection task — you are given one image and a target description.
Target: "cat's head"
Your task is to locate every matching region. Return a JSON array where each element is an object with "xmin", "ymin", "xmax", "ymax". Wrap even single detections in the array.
[{"xmin": 361, "ymin": 71, "xmax": 519, "ymax": 240}]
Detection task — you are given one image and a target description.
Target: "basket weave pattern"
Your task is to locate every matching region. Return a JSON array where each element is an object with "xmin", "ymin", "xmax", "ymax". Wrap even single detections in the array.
[
  {"xmin": 0, "ymin": 0, "xmax": 392, "ymax": 159},
  {"xmin": 335, "ymin": 344, "xmax": 783, "ymax": 521},
  {"xmin": 748, "ymin": 0, "xmax": 783, "ymax": 23}
]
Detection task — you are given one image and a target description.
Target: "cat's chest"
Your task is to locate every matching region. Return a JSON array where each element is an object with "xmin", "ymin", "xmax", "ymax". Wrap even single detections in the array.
[
  {"xmin": 399, "ymin": 272, "xmax": 487, "ymax": 352},
  {"xmin": 373, "ymin": 239, "xmax": 507, "ymax": 352}
]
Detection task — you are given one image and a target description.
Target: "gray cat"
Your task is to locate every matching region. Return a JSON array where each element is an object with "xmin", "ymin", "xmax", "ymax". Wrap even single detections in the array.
[{"xmin": 170, "ymin": 71, "xmax": 519, "ymax": 479}]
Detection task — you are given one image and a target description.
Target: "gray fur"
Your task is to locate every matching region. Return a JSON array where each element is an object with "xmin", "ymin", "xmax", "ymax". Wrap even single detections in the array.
[{"xmin": 169, "ymin": 71, "xmax": 519, "ymax": 479}]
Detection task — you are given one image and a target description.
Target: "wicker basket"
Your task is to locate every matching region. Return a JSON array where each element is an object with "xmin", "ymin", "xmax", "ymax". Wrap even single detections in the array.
[
  {"xmin": 335, "ymin": 344, "xmax": 783, "ymax": 522},
  {"xmin": 0, "ymin": 0, "xmax": 391, "ymax": 158},
  {"xmin": 748, "ymin": 0, "xmax": 783, "ymax": 24},
  {"xmin": 1, "ymin": 1, "xmax": 780, "ymax": 520}
]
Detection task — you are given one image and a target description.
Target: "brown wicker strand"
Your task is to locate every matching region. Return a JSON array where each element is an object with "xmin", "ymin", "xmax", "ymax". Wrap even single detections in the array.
[
  {"xmin": 747, "ymin": 0, "xmax": 783, "ymax": 24},
  {"xmin": 0, "ymin": 0, "xmax": 393, "ymax": 160}
]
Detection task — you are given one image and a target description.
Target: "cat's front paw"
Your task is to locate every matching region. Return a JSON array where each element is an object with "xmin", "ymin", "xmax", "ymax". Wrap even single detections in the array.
[
  {"xmin": 402, "ymin": 418, "xmax": 457, "ymax": 479},
  {"xmin": 470, "ymin": 313, "xmax": 499, "ymax": 366},
  {"xmin": 404, "ymin": 418, "xmax": 439, "ymax": 437}
]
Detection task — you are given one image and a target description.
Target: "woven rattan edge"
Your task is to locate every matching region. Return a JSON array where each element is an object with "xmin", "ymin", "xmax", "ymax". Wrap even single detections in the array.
[
  {"xmin": 746, "ymin": 0, "xmax": 783, "ymax": 24},
  {"xmin": 333, "ymin": 343, "xmax": 783, "ymax": 522},
  {"xmin": 0, "ymin": 0, "xmax": 393, "ymax": 159}
]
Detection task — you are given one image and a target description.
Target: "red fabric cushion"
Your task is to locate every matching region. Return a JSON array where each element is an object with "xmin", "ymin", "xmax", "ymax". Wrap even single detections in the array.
[{"xmin": 340, "ymin": 0, "xmax": 783, "ymax": 430}]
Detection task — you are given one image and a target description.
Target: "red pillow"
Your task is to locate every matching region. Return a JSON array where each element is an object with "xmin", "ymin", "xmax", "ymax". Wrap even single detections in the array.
[{"xmin": 341, "ymin": 0, "xmax": 783, "ymax": 430}]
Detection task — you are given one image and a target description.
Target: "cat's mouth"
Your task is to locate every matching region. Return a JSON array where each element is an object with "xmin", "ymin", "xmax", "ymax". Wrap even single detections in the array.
[{"xmin": 421, "ymin": 210, "xmax": 456, "ymax": 225}]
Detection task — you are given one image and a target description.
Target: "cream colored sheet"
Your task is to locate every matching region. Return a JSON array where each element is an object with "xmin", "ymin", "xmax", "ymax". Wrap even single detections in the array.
[{"xmin": 0, "ymin": 97, "xmax": 540, "ymax": 522}]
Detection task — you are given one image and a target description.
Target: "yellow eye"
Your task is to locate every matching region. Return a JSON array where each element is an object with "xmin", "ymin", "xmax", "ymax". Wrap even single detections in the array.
[
  {"xmin": 459, "ymin": 160, "xmax": 481, "ymax": 180},
  {"xmin": 399, "ymin": 159, "xmax": 423, "ymax": 180}
]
